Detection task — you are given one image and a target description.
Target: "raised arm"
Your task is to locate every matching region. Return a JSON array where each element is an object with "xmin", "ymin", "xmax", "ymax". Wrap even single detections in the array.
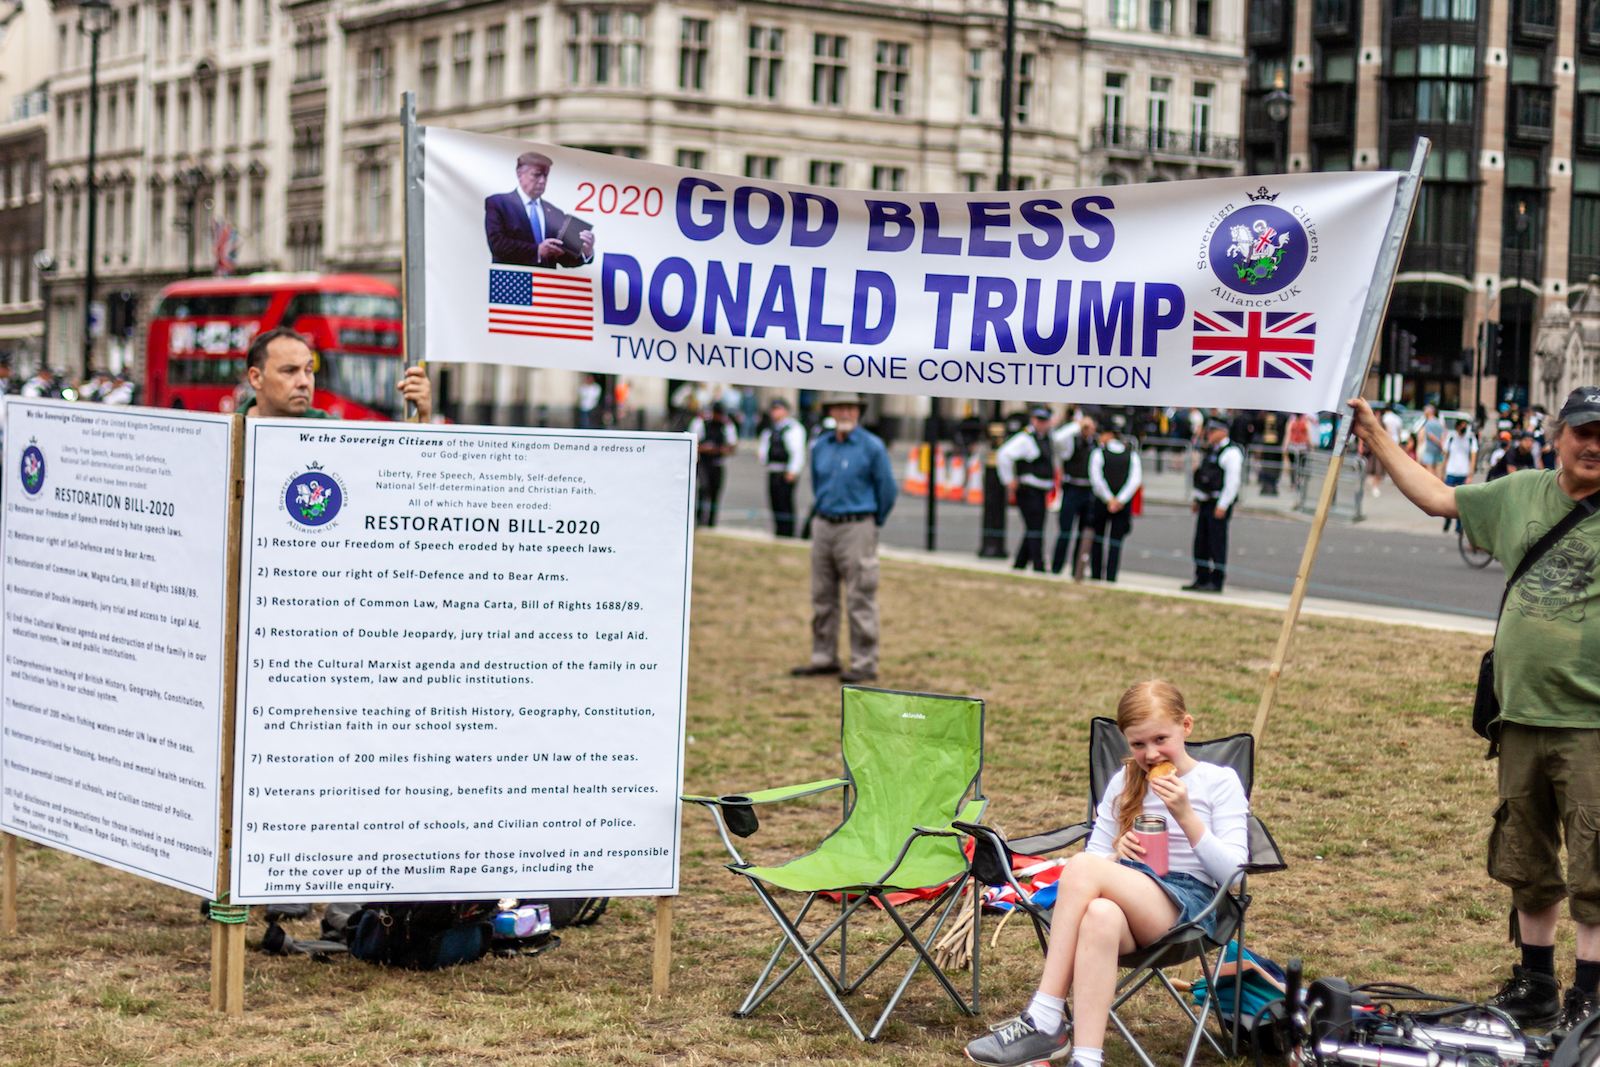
[{"xmin": 1348, "ymin": 398, "xmax": 1458, "ymax": 518}]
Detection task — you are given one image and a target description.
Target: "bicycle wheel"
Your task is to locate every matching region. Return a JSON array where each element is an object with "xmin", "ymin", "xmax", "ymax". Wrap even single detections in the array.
[{"xmin": 1459, "ymin": 529, "xmax": 1493, "ymax": 569}]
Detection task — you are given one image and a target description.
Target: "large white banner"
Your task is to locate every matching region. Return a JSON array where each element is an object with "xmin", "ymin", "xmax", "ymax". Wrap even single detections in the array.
[
  {"xmin": 230, "ymin": 420, "xmax": 694, "ymax": 903},
  {"xmin": 422, "ymin": 128, "xmax": 1402, "ymax": 411},
  {"xmin": 0, "ymin": 400, "xmax": 233, "ymax": 898}
]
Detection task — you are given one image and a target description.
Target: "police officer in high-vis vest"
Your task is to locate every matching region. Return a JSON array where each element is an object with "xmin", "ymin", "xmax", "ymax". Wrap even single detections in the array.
[
  {"xmin": 998, "ymin": 406, "xmax": 1059, "ymax": 572},
  {"xmin": 1088, "ymin": 422, "xmax": 1143, "ymax": 582},
  {"xmin": 1184, "ymin": 416, "xmax": 1244, "ymax": 592},
  {"xmin": 758, "ymin": 397, "xmax": 807, "ymax": 537},
  {"xmin": 1052, "ymin": 413, "xmax": 1096, "ymax": 574}
]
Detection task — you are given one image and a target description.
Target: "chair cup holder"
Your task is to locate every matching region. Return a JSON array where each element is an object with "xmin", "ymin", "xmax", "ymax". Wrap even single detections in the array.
[{"xmin": 720, "ymin": 796, "xmax": 760, "ymax": 838}]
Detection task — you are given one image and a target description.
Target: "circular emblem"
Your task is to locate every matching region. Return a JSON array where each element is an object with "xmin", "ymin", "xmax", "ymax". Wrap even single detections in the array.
[
  {"xmin": 1208, "ymin": 204, "xmax": 1308, "ymax": 295},
  {"xmin": 284, "ymin": 469, "xmax": 342, "ymax": 528},
  {"xmin": 20, "ymin": 444, "xmax": 45, "ymax": 496}
]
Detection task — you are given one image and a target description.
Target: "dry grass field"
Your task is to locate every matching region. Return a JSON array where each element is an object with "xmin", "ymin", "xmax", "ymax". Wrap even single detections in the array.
[{"xmin": 0, "ymin": 532, "xmax": 1526, "ymax": 1065}]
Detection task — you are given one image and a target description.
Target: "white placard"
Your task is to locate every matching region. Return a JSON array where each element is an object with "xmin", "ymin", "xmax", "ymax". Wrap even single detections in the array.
[
  {"xmin": 231, "ymin": 420, "xmax": 694, "ymax": 903},
  {"xmin": 0, "ymin": 399, "xmax": 234, "ymax": 898}
]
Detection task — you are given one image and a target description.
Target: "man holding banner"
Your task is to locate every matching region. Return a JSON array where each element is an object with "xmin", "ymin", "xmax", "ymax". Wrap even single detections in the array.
[
  {"xmin": 241, "ymin": 326, "xmax": 431, "ymax": 422},
  {"xmin": 1350, "ymin": 388, "xmax": 1600, "ymax": 1034}
]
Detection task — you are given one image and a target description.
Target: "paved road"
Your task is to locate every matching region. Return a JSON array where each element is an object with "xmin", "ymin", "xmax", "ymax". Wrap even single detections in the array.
[{"xmin": 709, "ymin": 451, "xmax": 1504, "ymax": 620}]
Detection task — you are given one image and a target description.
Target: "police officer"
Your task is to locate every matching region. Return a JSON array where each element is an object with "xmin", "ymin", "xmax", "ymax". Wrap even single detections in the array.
[
  {"xmin": 758, "ymin": 398, "xmax": 806, "ymax": 537},
  {"xmin": 791, "ymin": 392, "xmax": 897, "ymax": 684},
  {"xmin": 1184, "ymin": 417, "xmax": 1243, "ymax": 592},
  {"xmin": 1051, "ymin": 413, "xmax": 1096, "ymax": 574},
  {"xmin": 999, "ymin": 406, "xmax": 1058, "ymax": 572},
  {"xmin": 1088, "ymin": 422, "xmax": 1143, "ymax": 582}
]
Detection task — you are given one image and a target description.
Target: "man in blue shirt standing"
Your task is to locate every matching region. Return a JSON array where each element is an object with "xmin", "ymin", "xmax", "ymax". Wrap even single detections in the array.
[{"xmin": 791, "ymin": 392, "xmax": 898, "ymax": 684}]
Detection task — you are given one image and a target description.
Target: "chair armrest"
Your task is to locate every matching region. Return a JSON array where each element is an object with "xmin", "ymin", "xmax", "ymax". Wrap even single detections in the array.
[
  {"xmin": 1009, "ymin": 823, "xmax": 1092, "ymax": 856},
  {"xmin": 911, "ymin": 798, "xmax": 991, "ymax": 838},
  {"xmin": 681, "ymin": 777, "xmax": 849, "ymax": 806}
]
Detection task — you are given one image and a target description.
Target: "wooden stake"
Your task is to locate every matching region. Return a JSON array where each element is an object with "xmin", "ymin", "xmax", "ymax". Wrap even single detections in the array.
[
  {"xmin": 211, "ymin": 414, "xmax": 247, "ymax": 1015},
  {"xmin": 1251, "ymin": 451, "xmax": 1344, "ymax": 742},
  {"xmin": 2, "ymin": 832, "xmax": 16, "ymax": 936},
  {"xmin": 652, "ymin": 896, "xmax": 674, "ymax": 997}
]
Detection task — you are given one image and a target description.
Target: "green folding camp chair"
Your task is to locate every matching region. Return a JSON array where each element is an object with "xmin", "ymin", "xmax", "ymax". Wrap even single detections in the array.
[{"xmin": 683, "ymin": 685, "xmax": 987, "ymax": 1041}]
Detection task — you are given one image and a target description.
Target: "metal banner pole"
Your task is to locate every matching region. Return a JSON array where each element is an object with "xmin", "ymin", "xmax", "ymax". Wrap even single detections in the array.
[
  {"xmin": 401, "ymin": 91, "xmax": 426, "ymax": 422},
  {"xmin": 1251, "ymin": 137, "xmax": 1431, "ymax": 743}
]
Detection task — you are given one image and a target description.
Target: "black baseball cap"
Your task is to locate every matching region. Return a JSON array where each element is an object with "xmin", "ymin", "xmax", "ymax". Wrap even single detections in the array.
[
  {"xmin": 1030, "ymin": 405, "xmax": 1052, "ymax": 420},
  {"xmin": 1559, "ymin": 386, "xmax": 1600, "ymax": 428}
]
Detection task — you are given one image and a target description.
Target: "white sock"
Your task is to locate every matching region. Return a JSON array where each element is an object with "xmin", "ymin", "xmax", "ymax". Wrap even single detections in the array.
[
  {"xmin": 1072, "ymin": 1048, "xmax": 1104, "ymax": 1067},
  {"xmin": 1027, "ymin": 991, "xmax": 1066, "ymax": 1033}
]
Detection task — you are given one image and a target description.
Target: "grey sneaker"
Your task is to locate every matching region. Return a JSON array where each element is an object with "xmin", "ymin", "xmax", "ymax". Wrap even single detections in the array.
[{"xmin": 964, "ymin": 1011, "xmax": 1070, "ymax": 1067}]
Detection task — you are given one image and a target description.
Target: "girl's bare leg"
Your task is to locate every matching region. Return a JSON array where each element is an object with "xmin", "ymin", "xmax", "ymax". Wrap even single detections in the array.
[{"xmin": 1036, "ymin": 854, "xmax": 1180, "ymax": 1015}]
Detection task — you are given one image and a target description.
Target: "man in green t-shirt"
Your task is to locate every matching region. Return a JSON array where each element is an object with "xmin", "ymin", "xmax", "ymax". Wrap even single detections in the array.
[
  {"xmin": 1351, "ymin": 386, "xmax": 1600, "ymax": 1034},
  {"xmin": 240, "ymin": 326, "xmax": 431, "ymax": 421}
]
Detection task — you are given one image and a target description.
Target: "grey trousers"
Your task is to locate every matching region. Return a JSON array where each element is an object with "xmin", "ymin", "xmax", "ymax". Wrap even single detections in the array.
[{"xmin": 810, "ymin": 518, "xmax": 881, "ymax": 673}]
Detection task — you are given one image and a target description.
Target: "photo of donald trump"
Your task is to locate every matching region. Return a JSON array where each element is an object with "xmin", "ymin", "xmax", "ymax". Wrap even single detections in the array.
[{"xmin": 484, "ymin": 151, "xmax": 595, "ymax": 268}]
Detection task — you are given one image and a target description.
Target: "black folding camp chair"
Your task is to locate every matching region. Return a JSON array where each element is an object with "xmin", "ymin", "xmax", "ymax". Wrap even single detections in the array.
[{"xmin": 957, "ymin": 717, "xmax": 1286, "ymax": 1067}]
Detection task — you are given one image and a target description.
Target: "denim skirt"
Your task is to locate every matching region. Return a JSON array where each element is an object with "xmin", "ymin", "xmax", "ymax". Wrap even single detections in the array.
[{"xmin": 1118, "ymin": 858, "xmax": 1220, "ymax": 939}]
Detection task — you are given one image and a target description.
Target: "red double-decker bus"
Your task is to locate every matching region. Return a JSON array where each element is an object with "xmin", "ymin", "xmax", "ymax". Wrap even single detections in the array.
[{"xmin": 146, "ymin": 273, "xmax": 405, "ymax": 419}]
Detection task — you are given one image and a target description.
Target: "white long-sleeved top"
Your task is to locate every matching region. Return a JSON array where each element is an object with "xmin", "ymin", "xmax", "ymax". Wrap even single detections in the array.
[
  {"xmin": 1191, "ymin": 438, "xmax": 1243, "ymax": 510},
  {"xmin": 1051, "ymin": 421, "xmax": 1083, "ymax": 462},
  {"xmin": 1085, "ymin": 760, "xmax": 1250, "ymax": 887},
  {"xmin": 1089, "ymin": 440, "xmax": 1143, "ymax": 505},
  {"xmin": 997, "ymin": 430, "xmax": 1056, "ymax": 489},
  {"xmin": 757, "ymin": 417, "xmax": 807, "ymax": 476}
]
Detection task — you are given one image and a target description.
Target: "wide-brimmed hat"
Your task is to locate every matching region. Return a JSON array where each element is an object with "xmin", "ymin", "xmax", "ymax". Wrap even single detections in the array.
[{"xmin": 817, "ymin": 391, "xmax": 865, "ymax": 409}]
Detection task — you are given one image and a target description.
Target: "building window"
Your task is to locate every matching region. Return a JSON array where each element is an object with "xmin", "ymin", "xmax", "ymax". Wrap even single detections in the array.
[
  {"xmin": 870, "ymin": 165, "xmax": 906, "ymax": 191},
  {"xmin": 181, "ymin": 4, "xmax": 192, "ymax": 54},
  {"xmin": 1148, "ymin": 75, "xmax": 1171, "ymax": 145},
  {"xmin": 356, "ymin": 46, "xmax": 390, "ymax": 116},
  {"xmin": 568, "ymin": 10, "xmax": 645, "ymax": 86},
  {"xmin": 295, "ymin": 31, "xmax": 326, "ymax": 83},
  {"xmin": 809, "ymin": 160, "xmax": 843, "ymax": 186},
  {"xmin": 1110, "ymin": 0, "xmax": 1139, "ymax": 29},
  {"xmin": 254, "ymin": 71, "xmax": 267, "ymax": 139},
  {"xmin": 1192, "ymin": 81, "xmax": 1213, "ymax": 151},
  {"xmin": 357, "ymin": 161, "xmax": 391, "ymax": 240},
  {"xmin": 964, "ymin": 172, "xmax": 984, "ymax": 191},
  {"xmin": 452, "ymin": 32, "xmax": 472, "ymax": 104},
  {"xmin": 228, "ymin": 77, "xmax": 241, "ymax": 143},
  {"xmin": 676, "ymin": 149, "xmax": 706, "ymax": 169},
  {"xmin": 1193, "ymin": 0, "xmax": 1212, "ymax": 35},
  {"xmin": 485, "ymin": 25, "xmax": 506, "ymax": 98},
  {"xmin": 679, "ymin": 18, "xmax": 709, "ymax": 91},
  {"xmin": 1103, "ymin": 71, "xmax": 1127, "ymax": 141},
  {"xmin": 293, "ymin": 122, "xmax": 323, "ymax": 177},
  {"xmin": 206, "ymin": 0, "xmax": 217, "ymax": 45},
  {"xmin": 747, "ymin": 25, "xmax": 782, "ymax": 99},
  {"xmin": 1015, "ymin": 54, "xmax": 1035, "ymax": 124},
  {"xmin": 156, "ymin": 9, "xmax": 168, "ymax": 61},
  {"xmin": 178, "ymin": 89, "xmax": 190, "ymax": 149},
  {"xmin": 874, "ymin": 41, "xmax": 909, "ymax": 114},
  {"xmin": 1390, "ymin": 44, "xmax": 1476, "ymax": 124},
  {"xmin": 967, "ymin": 49, "xmax": 983, "ymax": 117},
  {"xmin": 231, "ymin": 0, "xmax": 242, "ymax": 43},
  {"xmin": 1149, "ymin": 0, "xmax": 1172, "ymax": 31},
  {"xmin": 1571, "ymin": 161, "xmax": 1600, "ymax": 279},
  {"xmin": 258, "ymin": 0, "xmax": 269, "ymax": 39},
  {"xmin": 106, "ymin": 93, "xmax": 119, "ymax": 150},
  {"xmin": 744, "ymin": 154, "xmax": 780, "ymax": 179},
  {"xmin": 202, "ymin": 88, "xmax": 215, "ymax": 146},
  {"xmin": 155, "ymin": 90, "xmax": 169, "ymax": 150},
  {"xmin": 420, "ymin": 38, "xmax": 440, "ymax": 108},
  {"xmin": 249, "ymin": 185, "xmax": 263, "ymax": 258},
  {"xmin": 522, "ymin": 17, "xmax": 539, "ymax": 91},
  {"xmin": 1406, "ymin": 0, "xmax": 1476, "ymax": 19},
  {"xmin": 811, "ymin": 33, "xmax": 847, "ymax": 106}
]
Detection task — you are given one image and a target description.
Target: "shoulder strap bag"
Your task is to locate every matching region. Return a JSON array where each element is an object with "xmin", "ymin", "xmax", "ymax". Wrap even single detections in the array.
[{"xmin": 1474, "ymin": 486, "xmax": 1600, "ymax": 756}]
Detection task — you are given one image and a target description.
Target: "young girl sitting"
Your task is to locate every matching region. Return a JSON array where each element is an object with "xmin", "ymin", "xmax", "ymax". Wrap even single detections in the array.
[{"xmin": 965, "ymin": 680, "xmax": 1250, "ymax": 1067}]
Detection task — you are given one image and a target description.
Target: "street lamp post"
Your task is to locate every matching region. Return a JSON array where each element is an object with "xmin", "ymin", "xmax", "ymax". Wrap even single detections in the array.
[
  {"xmin": 1511, "ymin": 199, "xmax": 1529, "ymax": 405},
  {"xmin": 998, "ymin": 0, "xmax": 1016, "ymax": 191},
  {"xmin": 79, "ymin": 0, "xmax": 112, "ymax": 380},
  {"xmin": 1264, "ymin": 70, "xmax": 1293, "ymax": 174}
]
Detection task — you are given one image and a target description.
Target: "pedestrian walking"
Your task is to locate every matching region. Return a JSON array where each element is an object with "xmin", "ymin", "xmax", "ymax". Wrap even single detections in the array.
[
  {"xmin": 688, "ymin": 402, "xmax": 737, "ymax": 527},
  {"xmin": 1442, "ymin": 418, "xmax": 1477, "ymax": 532},
  {"xmin": 1420, "ymin": 404, "xmax": 1447, "ymax": 478},
  {"xmin": 1088, "ymin": 424, "xmax": 1142, "ymax": 582},
  {"xmin": 1257, "ymin": 412, "xmax": 1285, "ymax": 496},
  {"xmin": 1348, "ymin": 387, "xmax": 1600, "ymax": 1037},
  {"xmin": 1182, "ymin": 418, "xmax": 1242, "ymax": 593},
  {"xmin": 1051, "ymin": 413, "xmax": 1097, "ymax": 574},
  {"xmin": 758, "ymin": 398, "xmax": 806, "ymax": 537},
  {"xmin": 791, "ymin": 392, "xmax": 897, "ymax": 684},
  {"xmin": 576, "ymin": 373, "xmax": 602, "ymax": 428},
  {"xmin": 1000, "ymin": 406, "xmax": 1058, "ymax": 572},
  {"xmin": 1286, "ymin": 411, "xmax": 1313, "ymax": 488}
]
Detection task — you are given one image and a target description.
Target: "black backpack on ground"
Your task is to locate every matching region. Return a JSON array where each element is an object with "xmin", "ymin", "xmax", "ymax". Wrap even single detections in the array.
[
  {"xmin": 542, "ymin": 897, "xmax": 609, "ymax": 929},
  {"xmin": 348, "ymin": 900, "xmax": 497, "ymax": 970}
]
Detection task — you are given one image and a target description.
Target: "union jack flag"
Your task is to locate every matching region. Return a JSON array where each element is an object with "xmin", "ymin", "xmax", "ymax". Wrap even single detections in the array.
[
  {"xmin": 1192, "ymin": 310, "xmax": 1315, "ymax": 380},
  {"xmin": 488, "ymin": 268, "xmax": 595, "ymax": 342}
]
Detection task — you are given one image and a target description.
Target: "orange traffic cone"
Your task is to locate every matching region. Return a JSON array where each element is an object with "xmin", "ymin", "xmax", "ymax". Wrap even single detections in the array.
[
  {"xmin": 902, "ymin": 444, "xmax": 928, "ymax": 497},
  {"xmin": 965, "ymin": 453, "xmax": 985, "ymax": 503},
  {"xmin": 940, "ymin": 451, "xmax": 966, "ymax": 501}
]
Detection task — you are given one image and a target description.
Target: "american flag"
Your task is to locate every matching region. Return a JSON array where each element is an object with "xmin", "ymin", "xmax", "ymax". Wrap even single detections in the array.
[
  {"xmin": 488, "ymin": 269, "xmax": 595, "ymax": 341},
  {"xmin": 1192, "ymin": 310, "xmax": 1315, "ymax": 380}
]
